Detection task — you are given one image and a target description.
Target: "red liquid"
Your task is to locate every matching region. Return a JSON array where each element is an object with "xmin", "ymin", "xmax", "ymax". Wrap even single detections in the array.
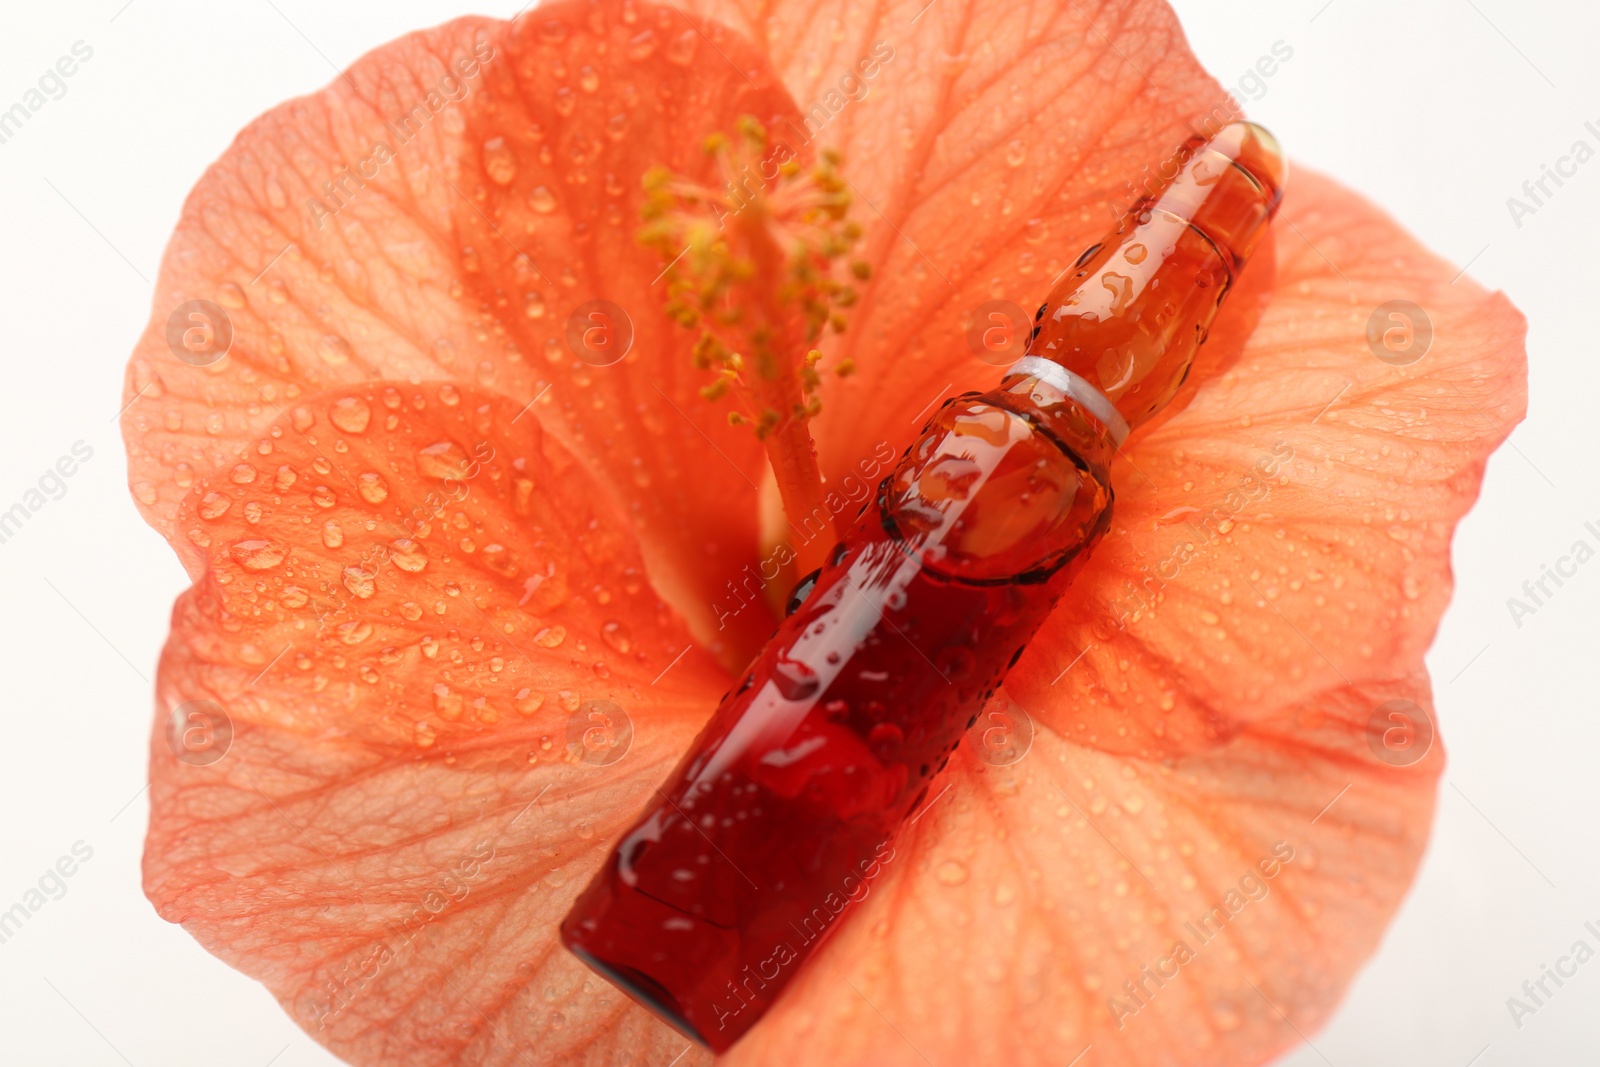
[{"xmin": 560, "ymin": 122, "xmax": 1286, "ymax": 1050}]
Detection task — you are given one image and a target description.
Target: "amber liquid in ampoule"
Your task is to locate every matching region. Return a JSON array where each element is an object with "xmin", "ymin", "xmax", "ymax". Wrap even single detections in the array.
[{"xmin": 560, "ymin": 121, "xmax": 1286, "ymax": 1051}]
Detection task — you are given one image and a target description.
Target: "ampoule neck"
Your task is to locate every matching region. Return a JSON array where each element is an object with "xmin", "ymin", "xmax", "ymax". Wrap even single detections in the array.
[
  {"xmin": 1024, "ymin": 120, "xmax": 1285, "ymax": 433},
  {"xmin": 990, "ymin": 368, "xmax": 1118, "ymax": 476}
]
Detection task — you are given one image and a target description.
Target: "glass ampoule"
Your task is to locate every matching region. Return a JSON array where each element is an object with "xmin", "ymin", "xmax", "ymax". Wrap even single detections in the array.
[{"xmin": 561, "ymin": 120, "xmax": 1287, "ymax": 1051}]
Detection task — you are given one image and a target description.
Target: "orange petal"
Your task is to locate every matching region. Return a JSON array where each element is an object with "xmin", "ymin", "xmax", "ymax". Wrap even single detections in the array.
[
  {"xmin": 124, "ymin": 1, "xmax": 1529, "ymax": 1064},
  {"xmin": 148, "ymin": 381, "xmax": 727, "ymax": 1064},
  {"xmin": 725, "ymin": 676, "xmax": 1442, "ymax": 1067},
  {"xmin": 119, "ymin": 7, "xmax": 807, "ymax": 657}
]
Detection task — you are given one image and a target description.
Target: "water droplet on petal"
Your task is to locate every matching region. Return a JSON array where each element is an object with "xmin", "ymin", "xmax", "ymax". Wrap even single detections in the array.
[
  {"xmin": 198, "ymin": 492, "xmax": 231, "ymax": 520},
  {"xmin": 416, "ymin": 441, "xmax": 470, "ymax": 479},
  {"xmin": 338, "ymin": 620, "xmax": 373, "ymax": 645},
  {"xmin": 481, "ymin": 543, "xmax": 517, "ymax": 577},
  {"xmin": 601, "ymin": 621, "xmax": 632, "ymax": 654},
  {"xmin": 625, "ymin": 29, "xmax": 657, "ymax": 59},
  {"xmin": 391, "ymin": 539, "xmax": 427, "ymax": 572},
  {"xmin": 357, "ymin": 471, "xmax": 389, "ymax": 504},
  {"xmin": 322, "ymin": 520, "xmax": 344, "ymax": 548},
  {"xmin": 936, "ymin": 859, "xmax": 970, "ymax": 886},
  {"xmin": 482, "ymin": 137, "xmax": 517, "ymax": 185},
  {"xmin": 529, "ymin": 185, "xmax": 558, "ymax": 214},
  {"xmin": 666, "ymin": 29, "xmax": 697, "ymax": 65},
  {"xmin": 330, "ymin": 396, "xmax": 372, "ymax": 434},
  {"xmin": 229, "ymin": 539, "xmax": 285, "ymax": 570},
  {"xmin": 433, "ymin": 683, "xmax": 465, "ymax": 720},
  {"xmin": 342, "ymin": 566, "xmax": 376, "ymax": 599},
  {"xmin": 319, "ymin": 334, "xmax": 352, "ymax": 365}
]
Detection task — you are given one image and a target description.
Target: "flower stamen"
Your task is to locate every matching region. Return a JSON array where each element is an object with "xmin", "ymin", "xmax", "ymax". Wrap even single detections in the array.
[{"xmin": 641, "ymin": 118, "xmax": 869, "ymax": 567}]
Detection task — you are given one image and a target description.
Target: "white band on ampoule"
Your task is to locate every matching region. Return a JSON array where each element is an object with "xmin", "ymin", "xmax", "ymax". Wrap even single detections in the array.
[{"xmin": 1005, "ymin": 356, "xmax": 1131, "ymax": 448}]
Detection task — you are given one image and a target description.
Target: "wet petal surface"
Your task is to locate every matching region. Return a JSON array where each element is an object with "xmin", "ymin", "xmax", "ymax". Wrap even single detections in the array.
[{"xmin": 121, "ymin": 1, "xmax": 1527, "ymax": 1065}]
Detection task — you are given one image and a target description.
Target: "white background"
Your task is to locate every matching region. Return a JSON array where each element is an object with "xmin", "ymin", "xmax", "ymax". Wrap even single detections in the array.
[{"xmin": 0, "ymin": 1, "xmax": 1594, "ymax": 1064}]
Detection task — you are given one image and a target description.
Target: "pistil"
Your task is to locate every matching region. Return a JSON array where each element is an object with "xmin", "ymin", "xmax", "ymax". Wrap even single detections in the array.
[{"xmin": 641, "ymin": 118, "xmax": 867, "ymax": 572}]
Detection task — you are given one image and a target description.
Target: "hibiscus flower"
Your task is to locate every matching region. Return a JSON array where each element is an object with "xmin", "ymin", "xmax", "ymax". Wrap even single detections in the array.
[{"xmin": 119, "ymin": 1, "xmax": 1527, "ymax": 1064}]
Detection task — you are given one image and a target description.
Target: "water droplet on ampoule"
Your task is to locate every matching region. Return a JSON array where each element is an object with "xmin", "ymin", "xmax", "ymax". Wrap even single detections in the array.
[{"xmin": 772, "ymin": 657, "xmax": 819, "ymax": 701}]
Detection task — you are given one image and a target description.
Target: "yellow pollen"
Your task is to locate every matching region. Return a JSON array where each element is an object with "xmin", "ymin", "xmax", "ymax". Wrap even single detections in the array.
[
  {"xmin": 642, "ymin": 117, "xmax": 864, "ymax": 573},
  {"xmin": 638, "ymin": 116, "xmax": 863, "ymax": 427}
]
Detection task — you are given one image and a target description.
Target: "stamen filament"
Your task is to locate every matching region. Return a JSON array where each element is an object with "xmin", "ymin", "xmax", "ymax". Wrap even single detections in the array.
[{"xmin": 642, "ymin": 119, "xmax": 870, "ymax": 571}]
